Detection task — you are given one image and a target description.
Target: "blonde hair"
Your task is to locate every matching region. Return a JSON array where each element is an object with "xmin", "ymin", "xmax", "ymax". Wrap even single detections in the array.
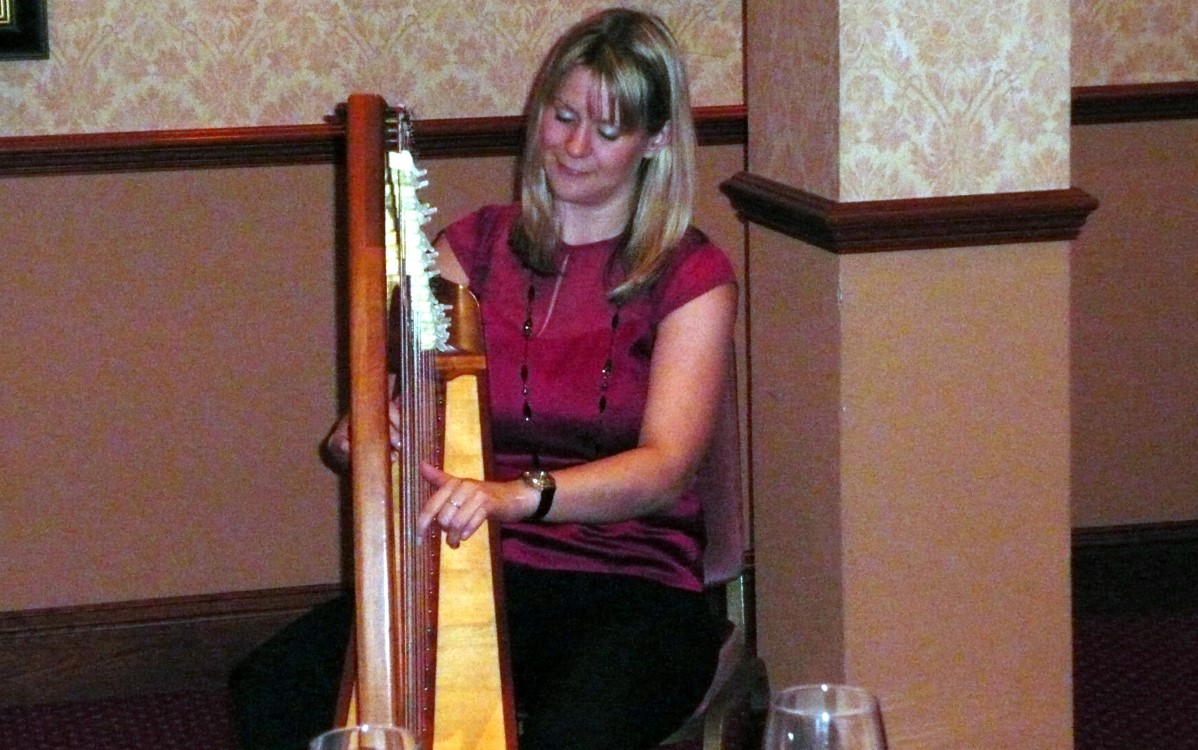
[{"xmin": 514, "ymin": 7, "xmax": 696, "ymax": 303}]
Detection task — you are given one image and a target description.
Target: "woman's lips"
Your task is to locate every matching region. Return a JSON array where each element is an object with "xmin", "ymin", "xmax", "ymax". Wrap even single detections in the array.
[{"xmin": 551, "ymin": 158, "xmax": 589, "ymax": 178}]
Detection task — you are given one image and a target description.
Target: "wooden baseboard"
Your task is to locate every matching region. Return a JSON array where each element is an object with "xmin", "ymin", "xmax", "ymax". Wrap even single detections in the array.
[
  {"xmin": 3, "ymin": 518, "xmax": 1196, "ymax": 708},
  {"xmin": 1073, "ymin": 520, "xmax": 1198, "ymax": 616},
  {"xmin": 1073, "ymin": 519, "xmax": 1198, "ymax": 549},
  {"xmin": 0, "ymin": 584, "xmax": 344, "ymax": 706}
]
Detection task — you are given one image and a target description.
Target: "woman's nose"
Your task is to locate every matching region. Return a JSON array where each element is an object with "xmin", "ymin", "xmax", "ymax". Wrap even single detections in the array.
[{"xmin": 564, "ymin": 125, "xmax": 591, "ymax": 158}]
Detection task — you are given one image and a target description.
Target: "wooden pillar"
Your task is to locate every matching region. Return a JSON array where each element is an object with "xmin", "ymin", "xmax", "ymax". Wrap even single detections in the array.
[{"xmin": 729, "ymin": 0, "xmax": 1096, "ymax": 746}]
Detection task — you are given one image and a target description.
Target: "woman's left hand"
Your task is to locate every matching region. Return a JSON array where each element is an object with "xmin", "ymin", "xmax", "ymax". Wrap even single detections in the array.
[{"xmin": 416, "ymin": 462, "xmax": 534, "ymax": 548}]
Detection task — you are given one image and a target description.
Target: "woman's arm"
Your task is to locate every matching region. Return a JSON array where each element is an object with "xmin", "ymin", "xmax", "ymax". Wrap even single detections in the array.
[
  {"xmin": 322, "ymin": 233, "xmax": 468, "ymax": 467},
  {"xmin": 418, "ymin": 279, "xmax": 738, "ymax": 548},
  {"xmin": 433, "ymin": 233, "xmax": 469, "ymax": 286}
]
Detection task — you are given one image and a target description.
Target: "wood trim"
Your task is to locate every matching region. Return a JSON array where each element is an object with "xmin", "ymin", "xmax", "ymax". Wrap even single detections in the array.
[
  {"xmin": 1073, "ymin": 520, "xmax": 1198, "ymax": 616},
  {"xmin": 0, "ymin": 584, "xmax": 345, "ymax": 704},
  {"xmin": 719, "ymin": 171, "xmax": 1099, "ymax": 253},
  {"xmin": 1073, "ymin": 81, "xmax": 1198, "ymax": 125},
  {"xmin": 0, "ymin": 583, "xmax": 343, "ymax": 634},
  {"xmin": 1072, "ymin": 519, "xmax": 1198, "ymax": 549},
  {"xmin": 1, "ymin": 80, "xmax": 1194, "ymax": 175},
  {"xmin": 413, "ymin": 104, "xmax": 748, "ymax": 157},
  {"xmin": 0, "ymin": 123, "xmax": 344, "ymax": 176},
  {"xmin": 0, "ymin": 105, "xmax": 747, "ymax": 176},
  {"xmin": 687, "ymin": 104, "xmax": 750, "ymax": 145},
  {"xmin": 6, "ymin": 516, "xmax": 1198, "ymax": 707}
]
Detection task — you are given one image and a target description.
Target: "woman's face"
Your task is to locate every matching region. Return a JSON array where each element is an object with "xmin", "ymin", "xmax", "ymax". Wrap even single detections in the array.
[{"xmin": 538, "ymin": 66, "xmax": 667, "ymax": 216}]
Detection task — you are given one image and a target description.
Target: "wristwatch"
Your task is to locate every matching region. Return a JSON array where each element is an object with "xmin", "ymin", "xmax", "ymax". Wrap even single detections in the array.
[{"xmin": 521, "ymin": 469, "xmax": 556, "ymax": 522}]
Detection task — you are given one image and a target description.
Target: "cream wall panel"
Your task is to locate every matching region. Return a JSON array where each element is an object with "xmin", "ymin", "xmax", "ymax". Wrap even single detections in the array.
[
  {"xmin": 746, "ymin": 0, "xmax": 840, "ymax": 197},
  {"xmin": 1073, "ymin": 0, "xmax": 1198, "ymax": 86},
  {"xmin": 839, "ymin": 0, "xmax": 1070, "ymax": 200},
  {"xmin": 0, "ymin": 0, "xmax": 742, "ymax": 137},
  {"xmin": 3, "ymin": 0, "xmax": 1197, "ymax": 138}
]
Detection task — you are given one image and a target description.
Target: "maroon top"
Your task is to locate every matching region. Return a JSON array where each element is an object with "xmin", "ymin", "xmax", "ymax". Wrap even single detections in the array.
[{"xmin": 443, "ymin": 204, "xmax": 736, "ymax": 592}]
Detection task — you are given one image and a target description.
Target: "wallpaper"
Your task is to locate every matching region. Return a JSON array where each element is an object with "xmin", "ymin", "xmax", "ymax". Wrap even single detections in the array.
[
  {"xmin": 0, "ymin": 0, "xmax": 742, "ymax": 137},
  {"xmin": 0, "ymin": 1, "xmax": 1194, "ymax": 155},
  {"xmin": 838, "ymin": 0, "xmax": 1071, "ymax": 200},
  {"xmin": 1072, "ymin": 0, "xmax": 1198, "ymax": 86},
  {"xmin": 747, "ymin": 0, "xmax": 840, "ymax": 198}
]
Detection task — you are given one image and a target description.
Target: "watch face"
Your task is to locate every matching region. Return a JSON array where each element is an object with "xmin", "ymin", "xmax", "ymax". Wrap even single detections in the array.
[{"xmin": 524, "ymin": 470, "xmax": 555, "ymax": 489}]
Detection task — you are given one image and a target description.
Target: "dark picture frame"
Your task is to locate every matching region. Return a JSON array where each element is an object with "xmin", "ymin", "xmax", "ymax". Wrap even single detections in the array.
[{"xmin": 0, "ymin": 0, "xmax": 49, "ymax": 60}]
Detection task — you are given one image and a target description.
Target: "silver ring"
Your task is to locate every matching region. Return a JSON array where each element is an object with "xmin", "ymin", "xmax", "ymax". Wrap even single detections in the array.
[{"xmin": 449, "ymin": 500, "xmax": 462, "ymax": 508}]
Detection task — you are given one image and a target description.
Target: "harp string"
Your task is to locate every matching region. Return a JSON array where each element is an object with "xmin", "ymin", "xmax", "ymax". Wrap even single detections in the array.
[{"xmin": 383, "ymin": 107, "xmax": 449, "ymax": 733}]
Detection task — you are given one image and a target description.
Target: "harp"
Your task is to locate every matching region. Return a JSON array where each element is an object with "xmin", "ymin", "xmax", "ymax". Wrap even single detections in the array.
[{"xmin": 340, "ymin": 93, "xmax": 516, "ymax": 750}]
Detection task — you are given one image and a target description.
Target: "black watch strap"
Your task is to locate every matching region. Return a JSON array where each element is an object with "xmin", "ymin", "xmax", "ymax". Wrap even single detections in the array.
[{"xmin": 522, "ymin": 470, "xmax": 556, "ymax": 522}]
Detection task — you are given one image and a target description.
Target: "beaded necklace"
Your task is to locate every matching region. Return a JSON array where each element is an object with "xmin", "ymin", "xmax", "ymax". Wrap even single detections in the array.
[{"xmin": 520, "ymin": 251, "xmax": 622, "ymax": 466}]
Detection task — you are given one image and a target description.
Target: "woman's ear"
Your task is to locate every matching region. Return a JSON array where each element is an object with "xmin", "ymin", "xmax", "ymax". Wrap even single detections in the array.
[{"xmin": 644, "ymin": 121, "xmax": 672, "ymax": 157}]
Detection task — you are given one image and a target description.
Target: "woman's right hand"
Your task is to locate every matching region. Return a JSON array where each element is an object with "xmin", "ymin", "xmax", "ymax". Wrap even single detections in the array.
[
  {"xmin": 321, "ymin": 401, "xmax": 403, "ymax": 471},
  {"xmin": 322, "ymin": 413, "xmax": 352, "ymax": 470}
]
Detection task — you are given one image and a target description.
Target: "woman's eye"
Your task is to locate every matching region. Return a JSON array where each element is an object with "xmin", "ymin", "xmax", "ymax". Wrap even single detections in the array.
[
  {"xmin": 597, "ymin": 125, "xmax": 621, "ymax": 141},
  {"xmin": 554, "ymin": 109, "xmax": 576, "ymax": 124}
]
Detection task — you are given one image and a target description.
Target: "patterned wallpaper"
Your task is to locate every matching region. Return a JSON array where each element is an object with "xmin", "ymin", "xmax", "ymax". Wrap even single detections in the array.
[
  {"xmin": 839, "ymin": 0, "xmax": 1071, "ymax": 200},
  {"xmin": 0, "ymin": 0, "xmax": 742, "ymax": 137},
  {"xmin": 0, "ymin": 1, "xmax": 1194, "ymax": 140},
  {"xmin": 747, "ymin": 0, "xmax": 840, "ymax": 198},
  {"xmin": 1072, "ymin": 0, "xmax": 1198, "ymax": 86}
]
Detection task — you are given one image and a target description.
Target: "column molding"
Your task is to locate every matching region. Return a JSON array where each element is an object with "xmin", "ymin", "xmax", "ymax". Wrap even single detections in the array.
[{"xmin": 721, "ymin": 171, "xmax": 1098, "ymax": 253}]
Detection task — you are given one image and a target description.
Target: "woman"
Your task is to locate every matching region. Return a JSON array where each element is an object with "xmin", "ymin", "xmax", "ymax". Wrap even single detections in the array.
[
  {"xmin": 236, "ymin": 8, "xmax": 738, "ymax": 750},
  {"xmin": 407, "ymin": 9, "xmax": 738, "ymax": 749}
]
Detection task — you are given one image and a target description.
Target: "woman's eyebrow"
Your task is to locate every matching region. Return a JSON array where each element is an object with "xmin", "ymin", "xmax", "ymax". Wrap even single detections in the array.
[{"xmin": 587, "ymin": 99, "xmax": 622, "ymax": 128}]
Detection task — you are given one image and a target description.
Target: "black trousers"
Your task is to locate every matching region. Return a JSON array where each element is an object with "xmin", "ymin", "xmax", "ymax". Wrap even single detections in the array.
[
  {"xmin": 228, "ymin": 567, "xmax": 722, "ymax": 750},
  {"xmin": 503, "ymin": 566, "xmax": 723, "ymax": 750},
  {"xmin": 229, "ymin": 593, "xmax": 352, "ymax": 750}
]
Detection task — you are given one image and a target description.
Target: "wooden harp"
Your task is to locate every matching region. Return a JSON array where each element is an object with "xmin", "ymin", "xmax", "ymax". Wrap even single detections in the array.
[{"xmin": 341, "ymin": 93, "xmax": 516, "ymax": 750}]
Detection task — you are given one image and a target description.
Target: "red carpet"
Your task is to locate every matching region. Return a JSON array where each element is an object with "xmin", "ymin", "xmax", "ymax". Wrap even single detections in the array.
[
  {"xmin": 1074, "ymin": 611, "xmax": 1198, "ymax": 750},
  {"xmin": 2, "ymin": 605, "xmax": 1195, "ymax": 749},
  {"xmin": 1072, "ymin": 529, "xmax": 1198, "ymax": 750},
  {"xmin": 0, "ymin": 689, "xmax": 239, "ymax": 750}
]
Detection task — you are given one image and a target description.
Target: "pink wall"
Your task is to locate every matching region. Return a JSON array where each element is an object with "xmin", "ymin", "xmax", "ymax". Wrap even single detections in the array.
[
  {"xmin": 0, "ymin": 144, "xmax": 747, "ymax": 611},
  {"xmin": 0, "ymin": 166, "xmax": 345, "ymax": 608},
  {"xmin": 1071, "ymin": 119, "xmax": 1198, "ymax": 527}
]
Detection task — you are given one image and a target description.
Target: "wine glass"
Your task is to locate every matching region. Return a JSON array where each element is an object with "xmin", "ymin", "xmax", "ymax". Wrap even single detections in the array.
[
  {"xmin": 308, "ymin": 724, "xmax": 419, "ymax": 750},
  {"xmin": 762, "ymin": 684, "xmax": 888, "ymax": 750}
]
